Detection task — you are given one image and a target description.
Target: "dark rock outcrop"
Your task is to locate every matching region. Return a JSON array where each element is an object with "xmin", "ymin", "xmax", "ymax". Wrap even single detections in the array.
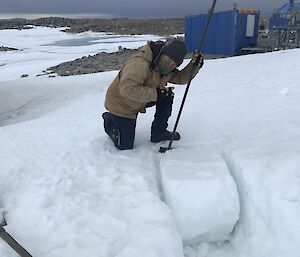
[
  {"xmin": 47, "ymin": 48, "xmax": 138, "ymax": 76},
  {"xmin": 0, "ymin": 46, "xmax": 18, "ymax": 52}
]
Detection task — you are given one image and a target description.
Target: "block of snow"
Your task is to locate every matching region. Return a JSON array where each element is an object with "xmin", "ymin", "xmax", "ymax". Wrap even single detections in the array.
[{"xmin": 160, "ymin": 153, "xmax": 240, "ymax": 244}]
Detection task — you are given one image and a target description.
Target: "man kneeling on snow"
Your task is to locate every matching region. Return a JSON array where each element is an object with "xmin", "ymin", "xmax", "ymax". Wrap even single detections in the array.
[{"xmin": 102, "ymin": 40, "xmax": 203, "ymax": 150}]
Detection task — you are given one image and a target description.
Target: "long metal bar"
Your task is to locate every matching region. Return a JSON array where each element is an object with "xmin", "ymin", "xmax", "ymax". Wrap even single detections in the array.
[
  {"xmin": 0, "ymin": 226, "xmax": 33, "ymax": 257},
  {"xmin": 160, "ymin": 0, "xmax": 218, "ymax": 153}
]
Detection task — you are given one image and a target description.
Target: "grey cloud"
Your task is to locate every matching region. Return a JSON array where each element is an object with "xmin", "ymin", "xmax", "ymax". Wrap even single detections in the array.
[{"xmin": 0, "ymin": 0, "xmax": 292, "ymax": 17}]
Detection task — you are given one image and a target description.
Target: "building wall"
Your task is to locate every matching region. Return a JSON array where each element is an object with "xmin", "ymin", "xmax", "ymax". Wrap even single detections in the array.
[{"xmin": 185, "ymin": 10, "xmax": 260, "ymax": 56}]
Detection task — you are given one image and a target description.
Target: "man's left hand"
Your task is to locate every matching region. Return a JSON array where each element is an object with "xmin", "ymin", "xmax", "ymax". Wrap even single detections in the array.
[{"xmin": 192, "ymin": 51, "xmax": 204, "ymax": 68}]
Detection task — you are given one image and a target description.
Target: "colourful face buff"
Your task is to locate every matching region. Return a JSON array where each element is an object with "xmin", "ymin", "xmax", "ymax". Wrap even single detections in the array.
[{"xmin": 157, "ymin": 54, "xmax": 177, "ymax": 75}]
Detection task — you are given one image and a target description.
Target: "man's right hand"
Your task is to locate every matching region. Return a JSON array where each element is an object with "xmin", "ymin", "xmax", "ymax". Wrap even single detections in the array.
[
  {"xmin": 158, "ymin": 87, "xmax": 174, "ymax": 96},
  {"xmin": 156, "ymin": 87, "xmax": 174, "ymax": 103}
]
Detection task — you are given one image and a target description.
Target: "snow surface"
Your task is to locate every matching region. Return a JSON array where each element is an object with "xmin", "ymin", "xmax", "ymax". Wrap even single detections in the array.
[{"xmin": 1, "ymin": 27, "xmax": 300, "ymax": 257}]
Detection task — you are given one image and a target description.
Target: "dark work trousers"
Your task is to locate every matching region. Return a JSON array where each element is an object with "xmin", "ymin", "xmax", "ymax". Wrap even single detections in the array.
[
  {"xmin": 102, "ymin": 112, "xmax": 136, "ymax": 150},
  {"xmin": 147, "ymin": 94, "xmax": 174, "ymax": 140},
  {"xmin": 103, "ymin": 94, "xmax": 173, "ymax": 150}
]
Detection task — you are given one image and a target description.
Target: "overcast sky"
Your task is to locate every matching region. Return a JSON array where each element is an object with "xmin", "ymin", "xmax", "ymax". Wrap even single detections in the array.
[{"xmin": 0, "ymin": 0, "xmax": 293, "ymax": 17}]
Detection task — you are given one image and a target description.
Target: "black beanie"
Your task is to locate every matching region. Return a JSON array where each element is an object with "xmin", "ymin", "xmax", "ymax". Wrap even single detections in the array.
[{"xmin": 161, "ymin": 40, "xmax": 187, "ymax": 67}]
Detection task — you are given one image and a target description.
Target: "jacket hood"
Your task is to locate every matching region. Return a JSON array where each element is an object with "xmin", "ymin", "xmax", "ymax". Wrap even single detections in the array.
[{"xmin": 134, "ymin": 41, "xmax": 165, "ymax": 70}]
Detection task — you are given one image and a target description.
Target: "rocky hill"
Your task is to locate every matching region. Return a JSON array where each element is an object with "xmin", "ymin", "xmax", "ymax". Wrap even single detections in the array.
[{"xmin": 0, "ymin": 17, "xmax": 184, "ymax": 35}]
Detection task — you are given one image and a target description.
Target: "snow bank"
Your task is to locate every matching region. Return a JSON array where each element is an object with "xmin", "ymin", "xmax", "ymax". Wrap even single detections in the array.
[
  {"xmin": 160, "ymin": 150, "xmax": 240, "ymax": 244},
  {"xmin": 224, "ymin": 148, "xmax": 300, "ymax": 257},
  {"xmin": 0, "ymin": 73, "xmax": 114, "ymax": 126},
  {"xmin": 0, "ymin": 90, "xmax": 184, "ymax": 257}
]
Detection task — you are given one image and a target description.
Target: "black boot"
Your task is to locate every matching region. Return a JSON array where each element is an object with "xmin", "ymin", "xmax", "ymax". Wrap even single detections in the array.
[
  {"xmin": 151, "ymin": 130, "xmax": 181, "ymax": 143},
  {"xmin": 102, "ymin": 112, "xmax": 120, "ymax": 144}
]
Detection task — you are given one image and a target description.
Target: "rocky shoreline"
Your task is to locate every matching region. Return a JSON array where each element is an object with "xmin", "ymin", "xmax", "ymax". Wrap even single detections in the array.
[{"xmin": 47, "ymin": 47, "xmax": 139, "ymax": 76}]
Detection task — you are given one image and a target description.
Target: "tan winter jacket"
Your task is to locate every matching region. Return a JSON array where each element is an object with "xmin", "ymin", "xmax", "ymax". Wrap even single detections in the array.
[{"xmin": 104, "ymin": 42, "xmax": 200, "ymax": 119}]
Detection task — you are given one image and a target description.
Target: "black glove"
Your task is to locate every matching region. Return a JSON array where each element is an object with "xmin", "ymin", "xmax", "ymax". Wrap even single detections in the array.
[
  {"xmin": 192, "ymin": 51, "xmax": 204, "ymax": 68},
  {"xmin": 156, "ymin": 87, "xmax": 174, "ymax": 103}
]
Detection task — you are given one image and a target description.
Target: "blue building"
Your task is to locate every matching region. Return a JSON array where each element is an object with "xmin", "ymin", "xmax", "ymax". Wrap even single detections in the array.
[
  {"xmin": 185, "ymin": 9, "xmax": 260, "ymax": 56},
  {"xmin": 269, "ymin": 0, "xmax": 300, "ymax": 30}
]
